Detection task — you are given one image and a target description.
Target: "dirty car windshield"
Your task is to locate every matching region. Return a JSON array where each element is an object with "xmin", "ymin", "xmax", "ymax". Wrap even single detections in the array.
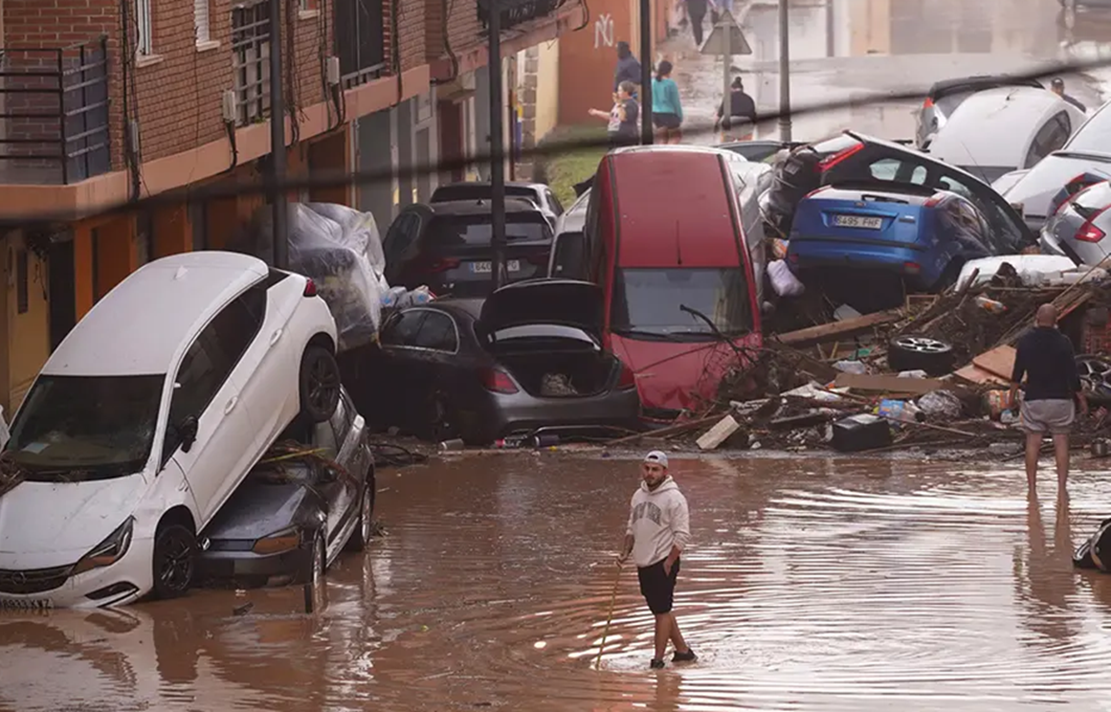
[
  {"xmin": 611, "ymin": 268, "xmax": 752, "ymax": 340},
  {"xmin": 426, "ymin": 216, "xmax": 550, "ymax": 248},
  {"xmin": 5, "ymin": 374, "xmax": 164, "ymax": 479}
]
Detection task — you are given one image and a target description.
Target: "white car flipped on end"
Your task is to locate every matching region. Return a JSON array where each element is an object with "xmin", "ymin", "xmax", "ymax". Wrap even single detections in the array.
[{"xmin": 0, "ymin": 251, "xmax": 341, "ymax": 608}]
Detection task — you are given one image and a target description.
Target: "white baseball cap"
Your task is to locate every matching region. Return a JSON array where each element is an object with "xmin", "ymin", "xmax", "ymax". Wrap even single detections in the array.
[{"xmin": 643, "ymin": 450, "xmax": 669, "ymax": 468}]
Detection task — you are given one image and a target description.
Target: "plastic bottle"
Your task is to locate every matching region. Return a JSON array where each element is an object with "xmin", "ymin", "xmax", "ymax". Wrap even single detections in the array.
[{"xmin": 974, "ymin": 295, "xmax": 1007, "ymax": 314}]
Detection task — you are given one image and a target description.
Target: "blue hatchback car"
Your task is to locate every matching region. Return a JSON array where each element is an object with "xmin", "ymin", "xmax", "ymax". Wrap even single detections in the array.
[{"xmin": 787, "ymin": 182, "xmax": 1002, "ymax": 291}]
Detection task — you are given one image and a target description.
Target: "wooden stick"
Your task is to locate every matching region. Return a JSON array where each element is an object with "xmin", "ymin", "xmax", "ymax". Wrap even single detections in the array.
[{"xmin": 605, "ymin": 414, "xmax": 722, "ymax": 446}]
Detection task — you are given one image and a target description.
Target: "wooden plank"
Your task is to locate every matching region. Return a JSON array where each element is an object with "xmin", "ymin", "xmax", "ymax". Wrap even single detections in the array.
[
  {"xmin": 696, "ymin": 415, "xmax": 742, "ymax": 450},
  {"xmin": 833, "ymin": 372, "xmax": 946, "ymax": 395},
  {"xmin": 775, "ymin": 309, "xmax": 903, "ymax": 347},
  {"xmin": 970, "ymin": 345, "xmax": 1017, "ymax": 382},
  {"xmin": 953, "ymin": 363, "xmax": 1009, "ymax": 386}
]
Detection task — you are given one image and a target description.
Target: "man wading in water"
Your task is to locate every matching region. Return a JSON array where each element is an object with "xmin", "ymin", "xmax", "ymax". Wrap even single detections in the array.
[
  {"xmin": 617, "ymin": 451, "xmax": 696, "ymax": 669},
  {"xmin": 1010, "ymin": 303, "xmax": 1088, "ymax": 491}
]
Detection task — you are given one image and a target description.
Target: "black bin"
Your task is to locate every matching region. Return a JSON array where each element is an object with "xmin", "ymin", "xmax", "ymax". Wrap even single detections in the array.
[{"xmin": 831, "ymin": 414, "xmax": 892, "ymax": 453}]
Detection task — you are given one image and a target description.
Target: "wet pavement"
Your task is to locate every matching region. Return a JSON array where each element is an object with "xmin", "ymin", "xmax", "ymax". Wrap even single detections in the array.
[{"xmin": 6, "ymin": 453, "xmax": 1111, "ymax": 710}]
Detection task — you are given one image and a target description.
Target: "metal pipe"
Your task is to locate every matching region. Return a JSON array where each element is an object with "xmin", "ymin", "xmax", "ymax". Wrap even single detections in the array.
[
  {"xmin": 778, "ymin": 0, "xmax": 791, "ymax": 142},
  {"xmin": 488, "ymin": 0, "xmax": 507, "ymax": 287},
  {"xmin": 639, "ymin": 0, "xmax": 653, "ymax": 145},
  {"xmin": 269, "ymin": 0, "xmax": 289, "ymax": 269}
]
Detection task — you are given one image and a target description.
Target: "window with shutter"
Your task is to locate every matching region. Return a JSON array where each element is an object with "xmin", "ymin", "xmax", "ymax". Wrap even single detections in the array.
[{"xmin": 194, "ymin": 0, "xmax": 210, "ymax": 44}]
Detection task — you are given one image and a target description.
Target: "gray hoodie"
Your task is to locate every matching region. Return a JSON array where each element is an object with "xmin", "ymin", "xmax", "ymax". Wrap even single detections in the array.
[{"xmin": 626, "ymin": 476, "xmax": 691, "ymax": 568}]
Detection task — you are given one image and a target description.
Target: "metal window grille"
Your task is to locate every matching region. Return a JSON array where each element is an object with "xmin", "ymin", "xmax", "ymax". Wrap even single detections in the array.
[
  {"xmin": 231, "ymin": 2, "xmax": 271, "ymax": 126},
  {"xmin": 136, "ymin": 0, "xmax": 153, "ymax": 55},
  {"xmin": 194, "ymin": 0, "xmax": 211, "ymax": 44}
]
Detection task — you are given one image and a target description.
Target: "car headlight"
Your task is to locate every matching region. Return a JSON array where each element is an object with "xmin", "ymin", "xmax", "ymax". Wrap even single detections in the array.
[
  {"xmin": 252, "ymin": 527, "xmax": 301, "ymax": 555},
  {"xmin": 72, "ymin": 517, "xmax": 135, "ymax": 576}
]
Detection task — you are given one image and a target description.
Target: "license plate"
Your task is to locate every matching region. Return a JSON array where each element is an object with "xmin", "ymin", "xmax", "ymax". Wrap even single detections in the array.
[
  {"xmin": 0, "ymin": 597, "xmax": 53, "ymax": 610},
  {"xmin": 833, "ymin": 214, "xmax": 883, "ymax": 229},
  {"xmin": 470, "ymin": 260, "xmax": 521, "ymax": 274}
]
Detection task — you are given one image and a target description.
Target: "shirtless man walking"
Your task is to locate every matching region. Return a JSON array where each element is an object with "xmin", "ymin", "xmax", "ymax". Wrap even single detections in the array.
[{"xmin": 617, "ymin": 451, "xmax": 696, "ymax": 669}]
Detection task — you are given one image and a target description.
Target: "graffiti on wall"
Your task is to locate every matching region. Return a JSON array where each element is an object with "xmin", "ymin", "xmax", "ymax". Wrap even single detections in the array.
[{"xmin": 595, "ymin": 13, "xmax": 615, "ymax": 49}]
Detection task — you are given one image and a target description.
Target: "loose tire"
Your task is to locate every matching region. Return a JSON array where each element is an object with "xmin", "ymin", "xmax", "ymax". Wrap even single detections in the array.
[
  {"xmin": 300, "ymin": 345, "xmax": 341, "ymax": 423},
  {"xmin": 152, "ymin": 523, "xmax": 196, "ymax": 600},
  {"xmin": 887, "ymin": 335, "xmax": 955, "ymax": 376}
]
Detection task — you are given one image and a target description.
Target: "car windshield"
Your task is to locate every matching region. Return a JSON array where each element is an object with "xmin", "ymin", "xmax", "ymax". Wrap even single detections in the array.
[
  {"xmin": 1065, "ymin": 106, "xmax": 1111, "ymax": 155},
  {"xmin": 4, "ymin": 374, "xmax": 164, "ymax": 479},
  {"xmin": 425, "ymin": 215, "xmax": 551, "ymax": 249},
  {"xmin": 611, "ymin": 268, "xmax": 753, "ymax": 340},
  {"xmin": 433, "ymin": 185, "xmax": 541, "ymax": 205}
]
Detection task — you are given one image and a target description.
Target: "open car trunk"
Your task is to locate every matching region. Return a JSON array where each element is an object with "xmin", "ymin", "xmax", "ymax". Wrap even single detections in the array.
[{"xmin": 498, "ymin": 350, "xmax": 617, "ymax": 398}]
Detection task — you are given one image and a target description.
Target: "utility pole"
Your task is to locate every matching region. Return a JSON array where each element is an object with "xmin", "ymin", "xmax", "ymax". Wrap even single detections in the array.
[
  {"xmin": 487, "ymin": 0, "xmax": 507, "ymax": 288},
  {"xmin": 639, "ymin": 0, "xmax": 653, "ymax": 145},
  {"xmin": 269, "ymin": 0, "xmax": 289, "ymax": 268},
  {"xmin": 777, "ymin": 0, "xmax": 792, "ymax": 142}
]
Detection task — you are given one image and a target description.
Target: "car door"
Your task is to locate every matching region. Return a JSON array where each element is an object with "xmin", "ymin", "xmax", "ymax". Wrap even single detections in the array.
[
  {"xmin": 935, "ymin": 171, "xmax": 1028, "ymax": 252},
  {"xmin": 327, "ymin": 396, "xmax": 361, "ymax": 540},
  {"xmin": 376, "ymin": 309, "xmax": 431, "ymax": 431},
  {"xmin": 402, "ymin": 309, "xmax": 466, "ymax": 434},
  {"xmin": 166, "ymin": 292, "xmax": 264, "ymax": 525}
]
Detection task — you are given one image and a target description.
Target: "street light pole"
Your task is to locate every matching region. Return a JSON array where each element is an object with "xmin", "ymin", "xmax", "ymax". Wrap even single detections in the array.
[
  {"xmin": 777, "ymin": 0, "xmax": 792, "ymax": 142},
  {"xmin": 639, "ymin": 0, "xmax": 653, "ymax": 145},
  {"xmin": 269, "ymin": 0, "xmax": 289, "ymax": 268},
  {"xmin": 487, "ymin": 0, "xmax": 507, "ymax": 288}
]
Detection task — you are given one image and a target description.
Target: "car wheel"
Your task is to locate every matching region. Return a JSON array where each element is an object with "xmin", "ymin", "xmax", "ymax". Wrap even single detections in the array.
[
  {"xmin": 1075, "ymin": 539, "xmax": 1098, "ymax": 569},
  {"xmin": 346, "ymin": 479, "xmax": 374, "ymax": 552},
  {"xmin": 886, "ymin": 335, "xmax": 955, "ymax": 376},
  {"xmin": 299, "ymin": 345, "xmax": 341, "ymax": 423},
  {"xmin": 427, "ymin": 391, "xmax": 460, "ymax": 442},
  {"xmin": 152, "ymin": 524, "xmax": 196, "ymax": 600}
]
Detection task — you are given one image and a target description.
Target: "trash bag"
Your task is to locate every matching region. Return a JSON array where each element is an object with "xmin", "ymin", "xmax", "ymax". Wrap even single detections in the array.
[
  {"xmin": 767, "ymin": 259, "xmax": 805, "ymax": 297},
  {"xmin": 916, "ymin": 390, "xmax": 962, "ymax": 419},
  {"xmin": 237, "ymin": 203, "xmax": 388, "ymax": 352}
]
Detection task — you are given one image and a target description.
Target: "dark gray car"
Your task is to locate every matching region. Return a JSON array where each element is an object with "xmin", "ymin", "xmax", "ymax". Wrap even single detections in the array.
[
  {"xmin": 1040, "ymin": 180, "xmax": 1111, "ymax": 266},
  {"xmin": 195, "ymin": 388, "xmax": 374, "ymax": 589}
]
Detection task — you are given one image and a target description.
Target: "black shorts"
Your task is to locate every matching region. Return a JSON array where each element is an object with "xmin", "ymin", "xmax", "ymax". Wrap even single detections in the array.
[
  {"xmin": 653, "ymin": 113, "xmax": 682, "ymax": 130},
  {"xmin": 637, "ymin": 558, "xmax": 680, "ymax": 615}
]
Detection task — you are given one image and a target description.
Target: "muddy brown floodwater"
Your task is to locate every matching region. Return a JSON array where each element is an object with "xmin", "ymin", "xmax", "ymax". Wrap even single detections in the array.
[{"xmin": 5, "ymin": 454, "xmax": 1111, "ymax": 711}]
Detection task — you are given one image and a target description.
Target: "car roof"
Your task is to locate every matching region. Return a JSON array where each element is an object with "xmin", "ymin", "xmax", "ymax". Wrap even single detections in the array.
[
  {"xmin": 928, "ymin": 87, "xmax": 1077, "ymax": 167},
  {"xmin": 844, "ymin": 131, "xmax": 994, "ymax": 187},
  {"xmin": 416, "ymin": 298, "xmax": 484, "ymax": 320},
  {"xmin": 427, "ymin": 198, "xmax": 542, "ymax": 216},
  {"xmin": 927, "ymin": 74, "xmax": 1042, "ymax": 98},
  {"xmin": 434, "ymin": 181, "xmax": 546, "ymax": 191},
  {"xmin": 44, "ymin": 251, "xmax": 268, "ymax": 377}
]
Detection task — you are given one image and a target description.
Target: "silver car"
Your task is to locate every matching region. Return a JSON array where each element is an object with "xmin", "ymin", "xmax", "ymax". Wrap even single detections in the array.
[{"xmin": 1040, "ymin": 180, "xmax": 1111, "ymax": 266}]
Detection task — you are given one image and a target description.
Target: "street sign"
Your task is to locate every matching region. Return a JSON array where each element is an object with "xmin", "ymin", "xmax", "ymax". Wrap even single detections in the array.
[{"xmin": 700, "ymin": 11, "xmax": 752, "ymax": 56}]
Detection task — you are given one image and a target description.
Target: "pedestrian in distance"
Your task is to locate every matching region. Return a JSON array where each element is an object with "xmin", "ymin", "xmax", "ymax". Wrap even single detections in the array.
[
  {"xmin": 1051, "ymin": 77, "xmax": 1087, "ymax": 113},
  {"xmin": 715, "ymin": 76, "xmax": 757, "ymax": 142},
  {"xmin": 616, "ymin": 450, "xmax": 696, "ymax": 669},
  {"xmin": 614, "ymin": 41, "xmax": 642, "ymax": 98},
  {"xmin": 589, "ymin": 81, "xmax": 640, "ymax": 148},
  {"xmin": 651, "ymin": 61, "xmax": 684, "ymax": 144},
  {"xmin": 1009, "ymin": 303, "xmax": 1089, "ymax": 491},
  {"xmin": 686, "ymin": 0, "xmax": 709, "ymax": 46}
]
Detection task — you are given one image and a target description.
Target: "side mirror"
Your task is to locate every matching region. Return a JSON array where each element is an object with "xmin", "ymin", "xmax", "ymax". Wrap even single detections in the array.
[{"xmin": 178, "ymin": 416, "xmax": 199, "ymax": 453}]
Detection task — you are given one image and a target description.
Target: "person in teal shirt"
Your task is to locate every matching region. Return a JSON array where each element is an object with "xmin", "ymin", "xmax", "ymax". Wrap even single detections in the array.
[{"xmin": 651, "ymin": 61, "xmax": 683, "ymax": 144}]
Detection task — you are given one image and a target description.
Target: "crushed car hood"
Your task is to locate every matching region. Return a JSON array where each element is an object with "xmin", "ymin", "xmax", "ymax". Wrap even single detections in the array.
[
  {"xmin": 0, "ymin": 475, "xmax": 146, "ymax": 566},
  {"xmin": 610, "ymin": 332, "xmax": 762, "ymax": 413},
  {"xmin": 480, "ymin": 279, "xmax": 604, "ymax": 338},
  {"xmin": 202, "ymin": 483, "xmax": 311, "ymax": 541}
]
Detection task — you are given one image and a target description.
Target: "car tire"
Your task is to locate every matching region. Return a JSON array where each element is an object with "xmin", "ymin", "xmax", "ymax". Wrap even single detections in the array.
[
  {"xmin": 346, "ymin": 478, "xmax": 374, "ymax": 552},
  {"xmin": 887, "ymin": 335, "xmax": 955, "ymax": 376},
  {"xmin": 299, "ymin": 345, "xmax": 341, "ymax": 423},
  {"xmin": 152, "ymin": 523, "xmax": 196, "ymax": 600}
]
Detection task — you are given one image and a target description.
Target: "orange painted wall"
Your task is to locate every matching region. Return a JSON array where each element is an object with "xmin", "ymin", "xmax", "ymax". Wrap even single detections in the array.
[{"xmin": 558, "ymin": 0, "xmax": 635, "ymax": 125}]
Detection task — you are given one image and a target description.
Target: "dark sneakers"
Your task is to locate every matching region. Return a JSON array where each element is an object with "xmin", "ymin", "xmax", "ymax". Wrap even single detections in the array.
[
  {"xmin": 650, "ymin": 658, "xmax": 666, "ymax": 669},
  {"xmin": 672, "ymin": 648, "xmax": 697, "ymax": 663}
]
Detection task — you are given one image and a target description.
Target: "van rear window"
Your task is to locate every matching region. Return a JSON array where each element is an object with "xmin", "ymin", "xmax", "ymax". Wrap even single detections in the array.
[{"xmin": 425, "ymin": 216, "xmax": 551, "ymax": 248}]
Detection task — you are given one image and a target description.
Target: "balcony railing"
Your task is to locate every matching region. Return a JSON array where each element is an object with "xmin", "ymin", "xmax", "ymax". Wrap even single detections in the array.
[
  {"xmin": 232, "ymin": 2, "xmax": 272, "ymax": 126},
  {"xmin": 478, "ymin": 0, "xmax": 569, "ymax": 34},
  {"xmin": 334, "ymin": 0, "xmax": 387, "ymax": 89},
  {"xmin": 0, "ymin": 38, "xmax": 111, "ymax": 185}
]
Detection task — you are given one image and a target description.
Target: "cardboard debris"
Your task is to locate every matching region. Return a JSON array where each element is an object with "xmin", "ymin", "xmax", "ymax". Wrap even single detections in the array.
[
  {"xmin": 833, "ymin": 372, "xmax": 946, "ymax": 395},
  {"xmin": 696, "ymin": 414, "xmax": 741, "ymax": 450}
]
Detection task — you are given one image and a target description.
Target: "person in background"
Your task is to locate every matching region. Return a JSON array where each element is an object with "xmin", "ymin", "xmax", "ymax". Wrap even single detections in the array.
[
  {"xmin": 1009, "ymin": 303, "xmax": 1088, "ymax": 492},
  {"xmin": 651, "ymin": 61, "xmax": 684, "ymax": 144},
  {"xmin": 614, "ymin": 41, "xmax": 641, "ymax": 98},
  {"xmin": 589, "ymin": 81, "xmax": 640, "ymax": 147},
  {"xmin": 1051, "ymin": 78, "xmax": 1087, "ymax": 112},
  {"xmin": 715, "ymin": 76, "xmax": 757, "ymax": 142},
  {"xmin": 617, "ymin": 451, "xmax": 696, "ymax": 669},
  {"xmin": 686, "ymin": 0, "xmax": 709, "ymax": 46}
]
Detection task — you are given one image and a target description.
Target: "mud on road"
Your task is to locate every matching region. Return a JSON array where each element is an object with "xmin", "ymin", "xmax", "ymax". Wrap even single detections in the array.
[{"xmin": 4, "ymin": 453, "xmax": 1111, "ymax": 711}]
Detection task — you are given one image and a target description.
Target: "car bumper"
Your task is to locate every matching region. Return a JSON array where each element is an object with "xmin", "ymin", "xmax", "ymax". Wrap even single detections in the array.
[
  {"xmin": 489, "ymin": 387, "xmax": 642, "ymax": 438},
  {"xmin": 0, "ymin": 537, "xmax": 155, "ymax": 610},
  {"xmin": 195, "ymin": 546, "xmax": 312, "ymax": 587},
  {"xmin": 788, "ymin": 242, "xmax": 939, "ymax": 287}
]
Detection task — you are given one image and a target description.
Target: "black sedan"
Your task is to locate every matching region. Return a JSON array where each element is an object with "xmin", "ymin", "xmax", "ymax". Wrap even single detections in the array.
[
  {"xmin": 357, "ymin": 279, "xmax": 642, "ymax": 444},
  {"xmin": 195, "ymin": 388, "xmax": 375, "ymax": 588}
]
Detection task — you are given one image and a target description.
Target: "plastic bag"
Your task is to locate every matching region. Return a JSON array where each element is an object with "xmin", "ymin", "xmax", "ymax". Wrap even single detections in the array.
[
  {"xmin": 833, "ymin": 359, "xmax": 869, "ymax": 375},
  {"xmin": 917, "ymin": 390, "xmax": 962, "ymax": 419},
  {"xmin": 768, "ymin": 259, "xmax": 805, "ymax": 297}
]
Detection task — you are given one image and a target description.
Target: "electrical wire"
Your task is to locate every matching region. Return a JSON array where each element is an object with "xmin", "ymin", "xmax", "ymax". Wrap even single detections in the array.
[
  {"xmin": 5, "ymin": 56, "xmax": 1111, "ymax": 225},
  {"xmin": 431, "ymin": 0, "xmax": 461, "ymax": 86},
  {"xmin": 369, "ymin": 443, "xmax": 429, "ymax": 467}
]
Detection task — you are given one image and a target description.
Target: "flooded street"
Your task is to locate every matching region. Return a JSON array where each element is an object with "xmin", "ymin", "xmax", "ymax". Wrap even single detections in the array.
[{"xmin": 6, "ymin": 454, "xmax": 1111, "ymax": 710}]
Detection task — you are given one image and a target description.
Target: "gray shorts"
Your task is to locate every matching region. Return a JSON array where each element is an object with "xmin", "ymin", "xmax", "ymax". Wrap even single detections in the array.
[{"xmin": 1020, "ymin": 398, "xmax": 1075, "ymax": 435}]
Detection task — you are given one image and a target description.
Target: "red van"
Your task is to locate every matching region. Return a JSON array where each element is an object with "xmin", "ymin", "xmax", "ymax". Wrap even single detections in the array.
[{"xmin": 552, "ymin": 145, "xmax": 770, "ymax": 419}]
